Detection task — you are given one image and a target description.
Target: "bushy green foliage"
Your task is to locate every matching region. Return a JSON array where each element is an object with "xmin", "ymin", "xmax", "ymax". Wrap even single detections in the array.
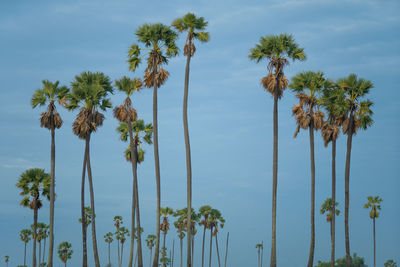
[{"xmin": 315, "ymin": 253, "xmax": 367, "ymax": 267}]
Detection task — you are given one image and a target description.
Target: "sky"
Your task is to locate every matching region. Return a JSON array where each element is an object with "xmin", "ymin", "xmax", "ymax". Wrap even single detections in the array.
[{"xmin": 0, "ymin": 0, "xmax": 399, "ymax": 266}]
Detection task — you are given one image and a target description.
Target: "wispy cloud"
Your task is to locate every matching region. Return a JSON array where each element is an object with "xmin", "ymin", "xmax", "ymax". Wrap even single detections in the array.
[{"xmin": 2, "ymin": 157, "xmax": 43, "ymax": 169}]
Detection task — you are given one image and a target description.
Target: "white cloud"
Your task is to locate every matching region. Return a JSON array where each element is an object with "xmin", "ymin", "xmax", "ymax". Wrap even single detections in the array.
[{"xmin": 2, "ymin": 157, "xmax": 43, "ymax": 169}]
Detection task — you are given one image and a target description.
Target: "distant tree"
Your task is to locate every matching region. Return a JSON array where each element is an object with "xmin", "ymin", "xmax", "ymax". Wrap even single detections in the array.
[
  {"xmin": 115, "ymin": 227, "xmax": 130, "ymax": 267},
  {"xmin": 113, "ymin": 216, "xmax": 124, "ymax": 267},
  {"xmin": 384, "ymin": 260, "xmax": 397, "ymax": 267},
  {"xmin": 57, "ymin": 242, "xmax": 73, "ymax": 267},
  {"xmin": 255, "ymin": 243, "xmax": 263, "ymax": 267},
  {"xmin": 364, "ymin": 196, "xmax": 382, "ymax": 267},
  {"xmin": 160, "ymin": 207, "xmax": 174, "ymax": 267},
  {"xmin": 207, "ymin": 209, "xmax": 225, "ymax": 267},
  {"xmin": 145, "ymin": 234, "xmax": 156, "ymax": 267},
  {"xmin": 173, "ymin": 216, "xmax": 186, "ymax": 267},
  {"xmin": 199, "ymin": 205, "xmax": 212, "ymax": 267},
  {"xmin": 104, "ymin": 232, "xmax": 113, "ymax": 266},
  {"xmin": 20, "ymin": 229, "xmax": 32, "ymax": 267},
  {"xmin": 315, "ymin": 253, "xmax": 367, "ymax": 267},
  {"xmin": 16, "ymin": 168, "xmax": 50, "ymax": 267},
  {"xmin": 5, "ymin": 255, "xmax": 10, "ymax": 267}
]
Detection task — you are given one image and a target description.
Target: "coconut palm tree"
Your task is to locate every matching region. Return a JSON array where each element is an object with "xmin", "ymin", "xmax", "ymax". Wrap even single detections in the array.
[
  {"xmin": 199, "ymin": 205, "xmax": 212, "ymax": 267},
  {"xmin": 321, "ymin": 197, "xmax": 340, "ymax": 267},
  {"xmin": 34, "ymin": 222, "xmax": 48, "ymax": 266},
  {"xmin": 116, "ymin": 227, "xmax": 130, "ymax": 267},
  {"xmin": 104, "ymin": 232, "xmax": 113, "ymax": 266},
  {"xmin": 114, "ymin": 76, "xmax": 144, "ymax": 267},
  {"xmin": 5, "ymin": 255, "xmax": 9, "ymax": 267},
  {"xmin": 335, "ymin": 74, "xmax": 374, "ymax": 266},
  {"xmin": 31, "ymin": 80, "xmax": 68, "ymax": 267},
  {"xmin": 41, "ymin": 224, "xmax": 49, "ymax": 264},
  {"xmin": 207, "ymin": 209, "xmax": 225, "ymax": 267},
  {"xmin": 16, "ymin": 168, "xmax": 50, "ymax": 267},
  {"xmin": 173, "ymin": 217, "xmax": 186, "ymax": 267},
  {"xmin": 364, "ymin": 196, "xmax": 382, "ymax": 267},
  {"xmin": 114, "ymin": 216, "xmax": 124, "ymax": 267},
  {"xmin": 172, "ymin": 14, "xmax": 209, "ymax": 266},
  {"xmin": 160, "ymin": 207, "xmax": 174, "ymax": 267},
  {"xmin": 289, "ymin": 71, "xmax": 327, "ymax": 266},
  {"xmin": 255, "ymin": 243, "xmax": 264, "ymax": 267},
  {"xmin": 128, "ymin": 23, "xmax": 178, "ymax": 267},
  {"xmin": 57, "ymin": 242, "xmax": 73, "ymax": 267},
  {"xmin": 145, "ymin": 235, "xmax": 156, "ymax": 267},
  {"xmin": 20, "ymin": 229, "xmax": 32, "ymax": 267},
  {"xmin": 249, "ymin": 34, "xmax": 305, "ymax": 267},
  {"xmin": 66, "ymin": 71, "xmax": 113, "ymax": 267},
  {"xmin": 320, "ymin": 83, "xmax": 345, "ymax": 267}
]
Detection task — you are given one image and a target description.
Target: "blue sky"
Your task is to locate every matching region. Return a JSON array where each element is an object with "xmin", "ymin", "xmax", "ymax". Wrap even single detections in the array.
[{"xmin": 1, "ymin": 0, "xmax": 399, "ymax": 266}]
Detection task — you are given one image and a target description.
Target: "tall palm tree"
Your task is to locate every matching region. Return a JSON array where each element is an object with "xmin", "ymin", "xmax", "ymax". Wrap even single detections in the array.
[
  {"xmin": 172, "ymin": 14, "xmax": 209, "ymax": 266},
  {"xmin": 320, "ymin": 83, "xmax": 344, "ymax": 267},
  {"xmin": 128, "ymin": 23, "xmax": 178, "ymax": 267},
  {"xmin": 199, "ymin": 205, "xmax": 212, "ymax": 267},
  {"xmin": 34, "ymin": 222, "xmax": 48, "ymax": 266},
  {"xmin": 57, "ymin": 242, "xmax": 73, "ymax": 267},
  {"xmin": 104, "ymin": 232, "xmax": 114, "ymax": 266},
  {"xmin": 20, "ymin": 229, "xmax": 32, "ymax": 267},
  {"xmin": 289, "ymin": 71, "xmax": 327, "ymax": 267},
  {"xmin": 249, "ymin": 34, "xmax": 306, "ymax": 267},
  {"xmin": 66, "ymin": 71, "xmax": 113, "ymax": 267},
  {"xmin": 336, "ymin": 74, "xmax": 374, "ymax": 266},
  {"xmin": 207, "ymin": 209, "xmax": 225, "ymax": 267},
  {"xmin": 114, "ymin": 216, "xmax": 124, "ymax": 267},
  {"xmin": 364, "ymin": 196, "xmax": 382, "ymax": 267},
  {"xmin": 321, "ymin": 197, "xmax": 340, "ymax": 267},
  {"xmin": 145, "ymin": 235, "xmax": 156, "ymax": 267},
  {"xmin": 255, "ymin": 243, "xmax": 262, "ymax": 267},
  {"xmin": 116, "ymin": 227, "xmax": 130, "ymax": 267},
  {"xmin": 16, "ymin": 168, "xmax": 50, "ymax": 267},
  {"xmin": 114, "ymin": 75, "xmax": 145, "ymax": 267},
  {"xmin": 31, "ymin": 80, "xmax": 68, "ymax": 267}
]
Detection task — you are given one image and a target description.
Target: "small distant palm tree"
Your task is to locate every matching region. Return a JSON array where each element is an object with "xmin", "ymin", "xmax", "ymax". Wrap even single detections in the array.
[
  {"xmin": 5, "ymin": 255, "xmax": 9, "ymax": 267},
  {"xmin": 336, "ymin": 74, "xmax": 374, "ymax": 267},
  {"xmin": 249, "ymin": 34, "xmax": 305, "ymax": 267},
  {"xmin": 128, "ymin": 23, "xmax": 178, "ymax": 267},
  {"xmin": 31, "ymin": 80, "xmax": 68, "ymax": 267},
  {"xmin": 207, "ymin": 209, "xmax": 225, "ymax": 267},
  {"xmin": 114, "ymin": 216, "xmax": 124, "ymax": 267},
  {"xmin": 20, "ymin": 229, "xmax": 32, "ymax": 267},
  {"xmin": 173, "ymin": 217, "xmax": 186, "ymax": 267},
  {"xmin": 289, "ymin": 71, "xmax": 328, "ymax": 267},
  {"xmin": 160, "ymin": 207, "xmax": 174, "ymax": 267},
  {"xmin": 199, "ymin": 205, "xmax": 212, "ymax": 267},
  {"xmin": 172, "ymin": 13, "xmax": 209, "ymax": 266},
  {"xmin": 104, "ymin": 232, "xmax": 113, "ymax": 266},
  {"xmin": 34, "ymin": 222, "xmax": 48, "ymax": 266},
  {"xmin": 66, "ymin": 71, "xmax": 113, "ymax": 267},
  {"xmin": 57, "ymin": 242, "xmax": 73, "ymax": 267},
  {"xmin": 16, "ymin": 168, "xmax": 50, "ymax": 267},
  {"xmin": 41, "ymin": 224, "xmax": 49, "ymax": 264},
  {"xmin": 115, "ymin": 227, "xmax": 130, "ymax": 267},
  {"xmin": 145, "ymin": 235, "xmax": 156, "ymax": 267},
  {"xmin": 255, "ymin": 243, "xmax": 263, "ymax": 267},
  {"xmin": 384, "ymin": 260, "xmax": 397, "ymax": 267},
  {"xmin": 364, "ymin": 196, "xmax": 382, "ymax": 267},
  {"xmin": 321, "ymin": 197, "xmax": 340, "ymax": 267}
]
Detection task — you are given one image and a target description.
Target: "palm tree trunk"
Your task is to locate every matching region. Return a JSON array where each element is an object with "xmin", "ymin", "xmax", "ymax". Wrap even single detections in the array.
[
  {"xmin": 150, "ymin": 248, "xmax": 153, "ymax": 267},
  {"xmin": 270, "ymin": 89, "xmax": 278, "ymax": 267},
  {"xmin": 307, "ymin": 123, "xmax": 316, "ymax": 267},
  {"xmin": 43, "ymin": 237, "xmax": 46, "ymax": 263},
  {"xmin": 65, "ymin": 261, "xmax": 67, "ymax": 267},
  {"xmin": 24, "ymin": 242, "xmax": 27, "ymax": 267},
  {"xmin": 331, "ymin": 139, "xmax": 336, "ymax": 267},
  {"xmin": 261, "ymin": 241, "xmax": 263, "ymax": 267},
  {"xmin": 121, "ymin": 243, "xmax": 125, "ymax": 266},
  {"xmin": 191, "ymin": 235, "xmax": 194, "ymax": 267},
  {"xmin": 344, "ymin": 112, "xmax": 354, "ymax": 267},
  {"xmin": 152, "ymin": 59, "xmax": 162, "ymax": 267},
  {"xmin": 373, "ymin": 217, "xmax": 376, "ymax": 267},
  {"xmin": 118, "ymin": 241, "xmax": 121, "ymax": 267},
  {"xmin": 81, "ymin": 138, "xmax": 88, "ymax": 267},
  {"xmin": 128, "ymin": 122, "xmax": 137, "ymax": 267},
  {"xmin": 162, "ymin": 232, "xmax": 167, "ymax": 267},
  {"xmin": 39, "ymin": 241, "xmax": 42, "ymax": 266},
  {"xmin": 209, "ymin": 226, "xmax": 213, "ymax": 267},
  {"xmin": 33, "ymin": 204, "xmax": 38, "ymax": 267},
  {"xmin": 180, "ymin": 237, "xmax": 183, "ymax": 267},
  {"xmin": 172, "ymin": 239, "xmax": 175, "ymax": 267},
  {"xmin": 135, "ymin": 247, "xmax": 138, "ymax": 267},
  {"xmin": 224, "ymin": 232, "xmax": 229, "ymax": 267},
  {"xmin": 48, "ymin": 126, "xmax": 55, "ymax": 267},
  {"xmin": 85, "ymin": 134, "xmax": 101, "ymax": 267},
  {"xmin": 108, "ymin": 242, "xmax": 111, "ymax": 266},
  {"xmin": 258, "ymin": 249, "xmax": 260, "ymax": 267},
  {"xmin": 215, "ymin": 233, "xmax": 221, "ymax": 267},
  {"xmin": 201, "ymin": 225, "xmax": 206, "ymax": 267},
  {"xmin": 183, "ymin": 44, "xmax": 193, "ymax": 267},
  {"xmin": 134, "ymin": 159, "xmax": 144, "ymax": 267}
]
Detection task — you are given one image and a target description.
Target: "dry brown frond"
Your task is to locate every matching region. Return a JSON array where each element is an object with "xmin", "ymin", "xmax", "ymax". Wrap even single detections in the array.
[
  {"xmin": 294, "ymin": 125, "xmax": 300, "ymax": 138},
  {"xmin": 261, "ymin": 74, "xmax": 276, "ymax": 96},
  {"xmin": 155, "ymin": 68, "xmax": 169, "ymax": 88},
  {"xmin": 313, "ymin": 110, "xmax": 325, "ymax": 130},
  {"xmin": 144, "ymin": 70, "xmax": 155, "ymax": 88},
  {"xmin": 53, "ymin": 113, "xmax": 63, "ymax": 129},
  {"xmin": 300, "ymin": 115, "xmax": 311, "ymax": 129},
  {"xmin": 292, "ymin": 103, "xmax": 302, "ymax": 116},
  {"xmin": 113, "ymin": 105, "xmax": 127, "ymax": 122}
]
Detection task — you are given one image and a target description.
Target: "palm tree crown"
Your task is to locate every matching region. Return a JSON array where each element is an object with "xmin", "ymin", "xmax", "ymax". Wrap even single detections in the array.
[
  {"xmin": 57, "ymin": 242, "xmax": 73, "ymax": 263},
  {"xmin": 20, "ymin": 229, "xmax": 32, "ymax": 243},
  {"xmin": 16, "ymin": 168, "xmax": 51, "ymax": 208},
  {"xmin": 364, "ymin": 196, "xmax": 382, "ymax": 219},
  {"xmin": 320, "ymin": 198, "xmax": 340, "ymax": 222}
]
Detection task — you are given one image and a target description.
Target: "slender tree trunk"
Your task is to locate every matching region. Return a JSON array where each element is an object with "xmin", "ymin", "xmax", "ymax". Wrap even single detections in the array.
[
  {"xmin": 118, "ymin": 240, "xmax": 121, "ymax": 267},
  {"xmin": 81, "ymin": 138, "xmax": 88, "ymax": 267},
  {"xmin": 270, "ymin": 89, "xmax": 278, "ymax": 267},
  {"xmin": 344, "ymin": 112, "xmax": 354, "ymax": 267},
  {"xmin": 134, "ymin": 158, "xmax": 144, "ymax": 267},
  {"xmin": 85, "ymin": 134, "xmax": 101, "ymax": 267},
  {"xmin": 373, "ymin": 217, "xmax": 376, "ymax": 267},
  {"xmin": 201, "ymin": 225, "xmax": 206, "ymax": 267},
  {"xmin": 128, "ymin": 121, "xmax": 137, "ymax": 267},
  {"xmin": 307, "ymin": 122, "xmax": 316, "ymax": 267},
  {"xmin": 215, "ymin": 233, "xmax": 221, "ymax": 267},
  {"xmin": 48, "ymin": 126, "xmax": 55, "ymax": 267},
  {"xmin": 121, "ymin": 243, "xmax": 125, "ymax": 266},
  {"xmin": 39, "ymin": 241, "xmax": 42, "ymax": 266},
  {"xmin": 261, "ymin": 241, "xmax": 263, "ymax": 267},
  {"xmin": 43, "ymin": 237, "xmax": 46, "ymax": 263},
  {"xmin": 162, "ymin": 232, "xmax": 167, "ymax": 267},
  {"xmin": 331, "ymin": 139, "xmax": 336, "ymax": 267},
  {"xmin": 24, "ymin": 242, "xmax": 27, "ymax": 267},
  {"xmin": 191, "ymin": 235, "xmax": 194, "ymax": 267},
  {"xmin": 33, "ymin": 205, "xmax": 38, "ymax": 267},
  {"xmin": 183, "ymin": 43, "xmax": 193, "ymax": 267},
  {"xmin": 209, "ymin": 227, "xmax": 213, "ymax": 267},
  {"xmin": 135, "ymin": 247, "xmax": 138, "ymax": 267},
  {"xmin": 224, "ymin": 232, "xmax": 229, "ymax": 267},
  {"xmin": 172, "ymin": 239, "xmax": 175, "ymax": 267},
  {"xmin": 150, "ymin": 248, "xmax": 153, "ymax": 267},
  {"xmin": 65, "ymin": 261, "xmax": 67, "ymax": 267},
  {"xmin": 180, "ymin": 237, "xmax": 183, "ymax": 267},
  {"xmin": 152, "ymin": 59, "xmax": 162, "ymax": 267},
  {"xmin": 108, "ymin": 242, "xmax": 111, "ymax": 266},
  {"xmin": 258, "ymin": 249, "xmax": 260, "ymax": 267}
]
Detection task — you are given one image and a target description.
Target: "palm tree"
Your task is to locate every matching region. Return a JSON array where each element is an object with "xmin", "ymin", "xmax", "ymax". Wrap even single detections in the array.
[
  {"xmin": 41, "ymin": 224, "xmax": 49, "ymax": 264},
  {"xmin": 364, "ymin": 196, "xmax": 382, "ymax": 267},
  {"xmin": 384, "ymin": 260, "xmax": 397, "ymax": 267},
  {"xmin": 114, "ymin": 216, "xmax": 124, "ymax": 267},
  {"xmin": 172, "ymin": 14, "xmax": 209, "ymax": 266},
  {"xmin": 321, "ymin": 197, "xmax": 340, "ymax": 267},
  {"xmin": 255, "ymin": 243, "xmax": 262, "ymax": 267},
  {"xmin": 16, "ymin": 168, "xmax": 50, "ymax": 267},
  {"xmin": 104, "ymin": 232, "xmax": 114, "ymax": 266},
  {"xmin": 160, "ymin": 207, "xmax": 174, "ymax": 267},
  {"xmin": 145, "ymin": 235, "xmax": 156, "ymax": 267},
  {"xmin": 207, "ymin": 209, "xmax": 225, "ymax": 267},
  {"xmin": 114, "ymin": 76, "xmax": 144, "ymax": 267},
  {"xmin": 336, "ymin": 74, "xmax": 374, "ymax": 266},
  {"xmin": 224, "ymin": 232, "xmax": 229, "ymax": 267},
  {"xmin": 289, "ymin": 71, "xmax": 327, "ymax": 267},
  {"xmin": 249, "ymin": 34, "xmax": 306, "ymax": 267},
  {"xmin": 34, "ymin": 222, "xmax": 48, "ymax": 266},
  {"xmin": 20, "ymin": 229, "xmax": 32, "ymax": 267},
  {"xmin": 31, "ymin": 80, "xmax": 68, "ymax": 267},
  {"xmin": 5, "ymin": 255, "xmax": 9, "ymax": 267},
  {"xmin": 116, "ymin": 227, "xmax": 130, "ymax": 267},
  {"xmin": 199, "ymin": 205, "xmax": 212, "ymax": 267},
  {"xmin": 57, "ymin": 242, "xmax": 73, "ymax": 267},
  {"xmin": 128, "ymin": 23, "xmax": 178, "ymax": 267},
  {"xmin": 320, "ymin": 83, "xmax": 344, "ymax": 267},
  {"xmin": 66, "ymin": 71, "xmax": 113, "ymax": 267},
  {"xmin": 173, "ymin": 217, "xmax": 186, "ymax": 267}
]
